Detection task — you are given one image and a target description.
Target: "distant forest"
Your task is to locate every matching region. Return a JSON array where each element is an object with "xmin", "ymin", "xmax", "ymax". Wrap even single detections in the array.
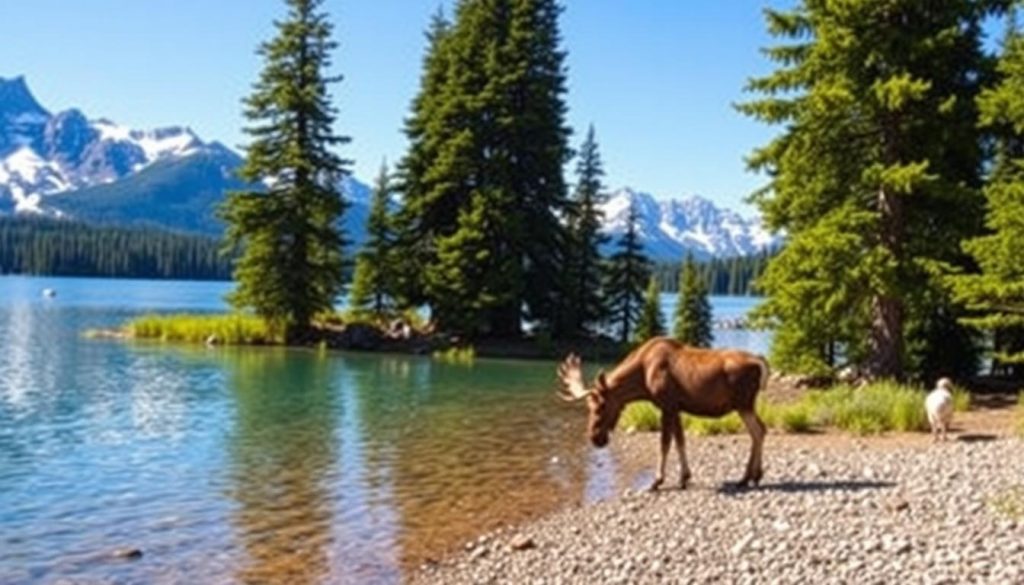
[
  {"xmin": 655, "ymin": 251, "xmax": 771, "ymax": 296},
  {"xmin": 0, "ymin": 216, "xmax": 771, "ymax": 292},
  {"xmin": 0, "ymin": 217, "xmax": 232, "ymax": 280}
]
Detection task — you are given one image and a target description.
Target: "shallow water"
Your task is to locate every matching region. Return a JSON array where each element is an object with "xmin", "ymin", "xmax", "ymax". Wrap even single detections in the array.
[{"xmin": 0, "ymin": 275, "xmax": 767, "ymax": 584}]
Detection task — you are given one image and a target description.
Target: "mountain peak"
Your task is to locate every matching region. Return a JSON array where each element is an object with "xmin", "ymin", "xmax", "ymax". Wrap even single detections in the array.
[
  {"xmin": 601, "ymin": 186, "xmax": 780, "ymax": 260},
  {"xmin": 0, "ymin": 76, "xmax": 49, "ymax": 120}
]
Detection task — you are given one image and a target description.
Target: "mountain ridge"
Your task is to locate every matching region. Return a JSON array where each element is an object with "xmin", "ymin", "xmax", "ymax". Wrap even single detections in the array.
[{"xmin": 0, "ymin": 75, "xmax": 779, "ymax": 259}]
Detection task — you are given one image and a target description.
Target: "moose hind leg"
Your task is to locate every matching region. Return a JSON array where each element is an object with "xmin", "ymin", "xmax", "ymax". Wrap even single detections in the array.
[{"xmin": 738, "ymin": 410, "xmax": 766, "ymax": 487}]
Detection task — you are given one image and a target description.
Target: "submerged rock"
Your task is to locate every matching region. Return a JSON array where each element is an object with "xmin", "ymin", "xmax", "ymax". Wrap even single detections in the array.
[{"xmin": 111, "ymin": 547, "xmax": 143, "ymax": 560}]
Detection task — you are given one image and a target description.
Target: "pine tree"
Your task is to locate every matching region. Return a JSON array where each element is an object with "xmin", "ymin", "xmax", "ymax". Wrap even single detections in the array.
[
  {"xmin": 504, "ymin": 0, "xmax": 574, "ymax": 335},
  {"xmin": 393, "ymin": 8, "xmax": 451, "ymax": 309},
  {"xmin": 564, "ymin": 124, "xmax": 609, "ymax": 336},
  {"xmin": 219, "ymin": 0, "xmax": 349, "ymax": 341},
  {"xmin": 952, "ymin": 11, "xmax": 1024, "ymax": 375},
  {"xmin": 673, "ymin": 254, "xmax": 713, "ymax": 347},
  {"xmin": 394, "ymin": 0, "xmax": 571, "ymax": 338},
  {"xmin": 739, "ymin": 1, "xmax": 997, "ymax": 379},
  {"xmin": 605, "ymin": 200, "xmax": 651, "ymax": 344},
  {"xmin": 634, "ymin": 275, "xmax": 665, "ymax": 344},
  {"xmin": 350, "ymin": 162, "xmax": 395, "ymax": 315}
]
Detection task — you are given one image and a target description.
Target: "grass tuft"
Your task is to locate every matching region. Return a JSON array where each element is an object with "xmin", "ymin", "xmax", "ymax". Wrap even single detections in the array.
[
  {"xmin": 432, "ymin": 345, "xmax": 476, "ymax": 365},
  {"xmin": 619, "ymin": 401, "xmax": 660, "ymax": 432},
  {"xmin": 617, "ymin": 380, "xmax": 938, "ymax": 436},
  {"xmin": 1017, "ymin": 392, "xmax": 1024, "ymax": 437},
  {"xmin": 128, "ymin": 313, "xmax": 279, "ymax": 345},
  {"xmin": 951, "ymin": 384, "xmax": 971, "ymax": 413},
  {"xmin": 683, "ymin": 413, "xmax": 744, "ymax": 436}
]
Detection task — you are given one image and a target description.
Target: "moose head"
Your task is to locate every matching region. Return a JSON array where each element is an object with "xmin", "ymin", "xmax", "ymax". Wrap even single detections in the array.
[{"xmin": 557, "ymin": 353, "xmax": 623, "ymax": 448}]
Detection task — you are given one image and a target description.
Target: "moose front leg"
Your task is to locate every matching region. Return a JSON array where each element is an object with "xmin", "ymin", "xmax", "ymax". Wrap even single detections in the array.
[
  {"xmin": 649, "ymin": 410, "xmax": 673, "ymax": 491},
  {"xmin": 669, "ymin": 413, "xmax": 691, "ymax": 489}
]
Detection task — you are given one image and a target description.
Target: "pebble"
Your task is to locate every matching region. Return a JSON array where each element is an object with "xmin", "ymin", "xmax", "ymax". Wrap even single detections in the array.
[{"xmin": 413, "ymin": 435, "xmax": 1024, "ymax": 584}]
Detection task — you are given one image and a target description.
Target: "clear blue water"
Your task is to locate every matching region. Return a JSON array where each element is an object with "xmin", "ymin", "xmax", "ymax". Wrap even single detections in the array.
[{"xmin": 0, "ymin": 275, "xmax": 767, "ymax": 584}]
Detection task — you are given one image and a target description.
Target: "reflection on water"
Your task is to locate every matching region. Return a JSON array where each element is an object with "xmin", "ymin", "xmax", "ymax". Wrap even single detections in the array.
[
  {"xmin": 225, "ymin": 350, "xmax": 336, "ymax": 584},
  {"xmin": 0, "ymin": 276, "xmax": 770, "ymax": 584}
]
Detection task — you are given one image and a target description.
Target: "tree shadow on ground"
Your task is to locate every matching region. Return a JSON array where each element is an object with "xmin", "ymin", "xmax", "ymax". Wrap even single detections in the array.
[{"xmin": 715, "ymin": 479, "xmax": 896, "ymax": 495}]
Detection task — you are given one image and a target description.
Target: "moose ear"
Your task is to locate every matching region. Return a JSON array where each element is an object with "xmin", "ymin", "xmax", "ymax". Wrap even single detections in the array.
[{"xmin": 597, "ymin": 370, "xmax": 608, "ymax": 390}]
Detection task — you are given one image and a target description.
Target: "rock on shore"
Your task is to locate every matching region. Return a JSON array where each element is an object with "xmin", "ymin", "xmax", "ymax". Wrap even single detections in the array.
[{"xmin": 413, "ymin": 434, "xmax": 1024, "ymax": 584}]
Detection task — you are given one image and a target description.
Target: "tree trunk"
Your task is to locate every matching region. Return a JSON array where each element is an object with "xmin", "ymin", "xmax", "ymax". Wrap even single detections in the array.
[{"xmin": 867, "ymin": 185, "xmax": 905, "ymax": 380}]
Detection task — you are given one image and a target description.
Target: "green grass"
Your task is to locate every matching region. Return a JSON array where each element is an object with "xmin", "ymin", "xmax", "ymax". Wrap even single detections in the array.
[
  {"xmin": 951, "ymin": 383, "xmax": 972, "ymax": 413},
  {"xmin": 432, "ymin": 345, "xmax": 476, "ymax": 365},
  {"xmin": 619, "ymin": 401, "xmax": 660, "ymax": 432},
  {"xmin": 128, "ymin": 313, "xmax": 279, "ymax": 345},
  {"xmin": 1017, "ymin": 392, "xmax": 1024, "ymax": 437},
  {"xmin": 617, "ymin": 381, "xmax": 944, "ymax": 436}
]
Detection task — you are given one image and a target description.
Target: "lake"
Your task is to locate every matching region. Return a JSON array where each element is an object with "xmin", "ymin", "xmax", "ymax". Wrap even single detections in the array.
[{"xmin": 0, "ymin": 275, "xmax": 768, "ymax": 584}]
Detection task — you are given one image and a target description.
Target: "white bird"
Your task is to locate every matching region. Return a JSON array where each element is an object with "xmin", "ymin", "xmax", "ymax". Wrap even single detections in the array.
[
  {"xmin": 42, "ymin": 288, "xmax": 56, "ymax": 298},
  {"xmin": 925, "ymin": 377, "xmax": 955, "ymax": 442}
]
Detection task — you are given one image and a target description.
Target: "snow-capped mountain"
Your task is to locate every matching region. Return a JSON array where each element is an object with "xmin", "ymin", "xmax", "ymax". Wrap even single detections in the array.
[
  {"xmin": 600, "ymin": 188, "xmax": 779, "ymax": 260},
  {"xmin": 0, "ymin": 75, "xmax": 217, "ymax": 214},
  {"xmin": 2, "ymin": 75, "xmax": 776, "ymax": 258}
]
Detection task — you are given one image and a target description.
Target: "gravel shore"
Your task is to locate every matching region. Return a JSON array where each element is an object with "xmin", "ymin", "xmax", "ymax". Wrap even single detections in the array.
[{"xmin": 412, "ymin": 432, "xmax": 1024, "ymax": 584}]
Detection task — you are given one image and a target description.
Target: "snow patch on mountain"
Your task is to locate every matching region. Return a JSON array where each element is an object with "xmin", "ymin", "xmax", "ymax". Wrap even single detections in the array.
[
  {"xmin": 600, "ymin": 188, "xmax": 780, "ymax": 260},
  {"xmin": 0, "ymin": 76, "xmax": 222, "ymax": 214}
]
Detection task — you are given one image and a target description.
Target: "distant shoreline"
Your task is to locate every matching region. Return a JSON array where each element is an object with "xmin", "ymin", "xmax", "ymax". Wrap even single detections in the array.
[{"xmin": 85, "ymin": 312, "xmax": 632, "ymax": 363}]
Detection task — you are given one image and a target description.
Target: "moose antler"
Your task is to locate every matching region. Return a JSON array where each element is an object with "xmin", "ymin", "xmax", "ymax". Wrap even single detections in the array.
[{"xmin": 557, "ymin": 353, "xmax": 591, "ymax": 401}]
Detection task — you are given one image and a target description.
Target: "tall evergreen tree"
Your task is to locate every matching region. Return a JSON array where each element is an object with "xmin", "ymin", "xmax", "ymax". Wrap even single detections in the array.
[
  {"xmin": 673, "ymin": 254, "xmax": 713, "ymax": 347},
  {"xmin": 634, "ymin": 275, "xmax": 665, "ymax": 344},
  {"xmin": 393, "ymin": 8, "xmax": 451, "ymax": 309},
  {"xmin": 395, "ymin": 0, "xmax": 572, "ymax": 338},
  {"xmin": 504, "ymin": 0, "xmax": 574, "ymax": 335},
  {"xmin": 952, "ymin": 11, "xmax": 1024, "ymax": 375},
  {"xmin": 220, "ymin": 0, "xmax": 349, "ymax": 340},
  {"xmin": 605, "ymin": 200, "xmax": 651, "ymax": 344},
  {"xmin": 564, "ymin": 124, "xmax": 609, "ymax": 336},
  {"xmin": 350, "ymin": 162, "xmax": 395, "ymax": 315},
  {"xmin": 739, "ymin": 1, "xmax": 999, "ymax": 379}
]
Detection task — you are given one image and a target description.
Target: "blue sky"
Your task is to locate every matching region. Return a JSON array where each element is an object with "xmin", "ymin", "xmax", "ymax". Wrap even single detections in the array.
[{"xmin": 6, "ymin": 1, "xmax": 800, "ymax": 212}]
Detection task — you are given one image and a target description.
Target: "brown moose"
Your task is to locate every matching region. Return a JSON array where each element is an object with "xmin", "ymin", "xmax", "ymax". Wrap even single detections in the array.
[{"xmin": 558, "ymin": 337, "xmax": 770, "ymax": 490}]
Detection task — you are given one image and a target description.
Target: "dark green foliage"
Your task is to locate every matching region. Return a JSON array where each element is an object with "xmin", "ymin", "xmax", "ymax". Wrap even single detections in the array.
[
  {"xmin": 394, "ymin": 0, "xmax": 572, "ymax": 338},
  {"xmin": 219, "ymin": 0, "xmax": 350, "ymax": 340},
  {"xmin": 605, "ymin": 200, "xmax": 652, "ymax": 344},
  {"xmin": 563, "ymin": 125, "xmax": 610, "ymax": 336},
  {"xmin": 952, "ymin": 13, "xmax": 1024, "ymax": 373},
  {"xmin": 0, "ymin": 217, "xmax": 231, "ymax": 279},
  {"xmin": 634, "ymin": 275, "xmax": 665, "ymax": 343},
  {"xmin": 673, "ymin": 254, "xmax": 713, "ymax": 347},
  {"xmin": 391, "ymin": 8, "xmax": 451, "ymax": 309},
  {"xmin": 655, "ymin": 250, "xmax": 772, "ymax": 296},
  {"xmin": 739, "ymin": 0, "xmax": 1001, "ymax": 379},
  {"xmin": 349, "ymin": 162, "xmax": 396, "ymax": 314}
]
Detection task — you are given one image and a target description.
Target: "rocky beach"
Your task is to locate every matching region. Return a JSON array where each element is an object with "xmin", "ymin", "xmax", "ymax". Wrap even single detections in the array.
[{"xmin": 414, "ymin": 423, "xmax": 1024, "ymax": 584}]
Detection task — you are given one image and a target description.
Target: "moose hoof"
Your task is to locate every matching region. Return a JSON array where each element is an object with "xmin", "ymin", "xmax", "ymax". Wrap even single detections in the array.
[
  {"xmin": 679, "ymin": 475, "xmax": 692, "ymax": 490},
  {"xmin": 648, "ymin": 478, "xmax": 664, "ymax": 492}
]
